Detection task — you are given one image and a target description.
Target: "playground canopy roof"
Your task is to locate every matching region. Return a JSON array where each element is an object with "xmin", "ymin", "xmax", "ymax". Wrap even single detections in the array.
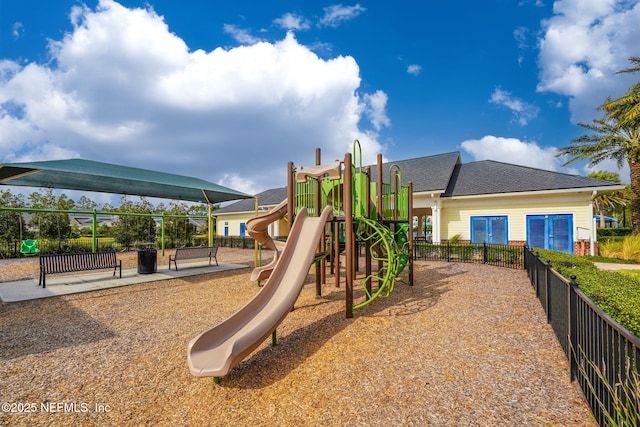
[{"xmin": 0, "ymin": 159, "xmax": 253, "ymax": 204}]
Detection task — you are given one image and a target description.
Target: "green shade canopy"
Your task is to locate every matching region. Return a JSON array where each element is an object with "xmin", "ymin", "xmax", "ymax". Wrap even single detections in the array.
[{"xmin": 0, "ymin": 159, "xmax": 252, "ymax": 204}]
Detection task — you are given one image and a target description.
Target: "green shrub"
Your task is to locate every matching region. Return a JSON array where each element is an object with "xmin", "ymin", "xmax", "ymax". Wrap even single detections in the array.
[
  {"xmin": 617, "ymin": 270, "xmax": 640, "ymax": 286},
  {"xmin": 597, "ymin": 227, "xmax": 632, "ymax": 238},
  {"xmin": 537, "ymin": 249, "xmax": 640, "ymax": 338}
]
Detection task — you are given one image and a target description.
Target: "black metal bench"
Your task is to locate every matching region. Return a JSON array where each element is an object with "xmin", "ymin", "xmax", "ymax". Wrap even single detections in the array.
[
  {"xmin": 39, "ymin": 251, "xmax": 122, "ymax": 288},
  {"xmin": 169, "ymin": 246, "xmax": 218, "ymax": 270}
]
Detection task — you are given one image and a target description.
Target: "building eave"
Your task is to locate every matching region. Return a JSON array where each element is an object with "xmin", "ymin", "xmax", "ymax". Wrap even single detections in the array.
[{"xmin": 442, "ymin": 185, "xmax": 626, "ymax": 200}]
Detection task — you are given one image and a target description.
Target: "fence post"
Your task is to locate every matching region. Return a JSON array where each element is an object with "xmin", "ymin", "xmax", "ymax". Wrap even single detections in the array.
[
  {"xmin": 483, "ymin": 242, "xmax": 487, "ymax": 264},
  {"xmin": 533, "ymin": 252, "xmax": 539, "ymax": 294},
  {"xmin": 569, "ymin": 275, "xmax": 578, "ymax": 381},
  {"xmin": 546, "ymin": 261, "xmax": 552, "ymax": 322},
  {"xmin": 447, "ymin": 241, "xmax": 450, "ymax": 262}
]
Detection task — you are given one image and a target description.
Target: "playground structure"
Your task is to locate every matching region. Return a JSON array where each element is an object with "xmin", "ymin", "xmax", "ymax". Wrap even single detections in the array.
[
  {"xmin": 187, "ymin": 142, "xmax": 413, "ymax": 382},
  {"xmin": 286, "ymin": 142, "xmax": 414, "ymax": 317}
]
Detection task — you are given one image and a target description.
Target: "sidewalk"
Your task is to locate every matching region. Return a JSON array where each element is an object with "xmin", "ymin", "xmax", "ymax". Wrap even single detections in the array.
[
  {"xmin": 0, "ymin": 261, "xmax": 248, "ymax": 303},
  {"xmin": 594, "ymin": 261, "xmax": 640, "ymax": 271}
]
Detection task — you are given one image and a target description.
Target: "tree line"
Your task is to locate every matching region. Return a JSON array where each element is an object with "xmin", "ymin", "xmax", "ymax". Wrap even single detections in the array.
[{"xmin": 0, "ymin": 188, "xmax": 213, "ymax": 249}]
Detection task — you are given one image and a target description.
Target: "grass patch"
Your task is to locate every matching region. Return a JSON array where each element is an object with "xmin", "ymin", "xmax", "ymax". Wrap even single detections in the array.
[{"xmin": 585, "ymin": 255, "xmax": 640, "ymax": 264}]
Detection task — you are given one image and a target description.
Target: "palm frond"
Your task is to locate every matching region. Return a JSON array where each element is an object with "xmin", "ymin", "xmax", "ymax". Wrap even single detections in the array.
[
  {"xmin": 558, "ymin": 117, "xmax": 631, "ymax": 167},
  {"xmin": 615, "ymin": 56, "xmax": 640, "ymax": 75},
  {"xmin": 601, "ymin": 57, "xmax": 640, "ymax": 128}
]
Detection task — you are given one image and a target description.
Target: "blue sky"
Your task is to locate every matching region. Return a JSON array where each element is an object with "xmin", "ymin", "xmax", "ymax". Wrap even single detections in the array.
[{"xmin": 1, "ymin": 0, "xmax": 639, "ymax": 204}]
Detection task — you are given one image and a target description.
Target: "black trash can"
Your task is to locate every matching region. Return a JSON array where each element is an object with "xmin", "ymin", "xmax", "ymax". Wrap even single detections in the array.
[{"xmin": 137, "ymin": 248, "xmax": 157, "ymax": 274}]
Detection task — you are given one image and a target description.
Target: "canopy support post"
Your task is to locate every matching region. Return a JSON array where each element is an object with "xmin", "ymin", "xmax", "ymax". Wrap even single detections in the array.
[
  {"xmin": 161, "ymin": 212, "xmax": 166, "ymax": 256},
  {"xmin": 92, "ymin": 209, "xmax": 97, "ymax": 253},
  {"xmin": 208, "ymin": 204, "xmax": 214, "ymax": 248}
]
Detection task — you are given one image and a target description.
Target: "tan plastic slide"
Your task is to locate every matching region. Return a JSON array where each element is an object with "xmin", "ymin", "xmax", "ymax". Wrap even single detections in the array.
[
  {"xmin": 246, "ymin": 199, "xmax": 288, "ymax": 282},
  {"xmin": 187, "ymin": 204, "xmax": 333, "ymax": 378}
]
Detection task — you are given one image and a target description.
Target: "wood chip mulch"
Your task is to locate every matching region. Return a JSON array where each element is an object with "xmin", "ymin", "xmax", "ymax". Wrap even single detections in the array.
[{"xmin": 0, "ymin": 248, "xmax": 596, "ymax": 426}]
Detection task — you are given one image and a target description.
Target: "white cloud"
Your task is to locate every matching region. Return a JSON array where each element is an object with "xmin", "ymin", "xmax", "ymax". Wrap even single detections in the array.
[
  {"xmin": 513, "ymin": 26, "xmax": 530, "ymax": 65},
  {"xmin": 518, "ymin": 0, "xmax": 545, "ymax": 6},
  {"xmin": 274, "ymin": 13, "xmax": 311, "ymax": 31},
  {"xmin": 0, "ymin": 0, "xmax": 386, "ymax": 195},
  {"xmin": 12, "ymin": 22, "xmax": 24, "ymax": 40},
  {"xmin": 537, "ymin": 0, "xmax": 640, "ymax": 123},
  {"xmin": 513, "ymin": 27, "xmax": 529, "ymax": 50},
  {"xmin": 583, "ymin": 158, "xmax": 631, "ymax": 184},
  {"xmin": 363, "ymin": 90, "xmax": 390, "ymax": 131},
  {"xmin": 489, "ymin": 87, "xmax": 540, "ymax": 125},
  {"xmin": 461, "ymin": 135, "xmax": 562, "ymax": 170},
  {"xmin": 223, "ymin": 24, "xmax": 263, "ymax": 45},
  {"xmin": 407, "ymin": 64, "xmax": 421, "ymax": 76},
  {"xmin": 218, "ymin": 172, "xmax": 264, "ymax": 196},
  {"xmin": 461, "ymin": 133, "xmax": 633, "ymax": 183},
  {"xmin": 318, "ymin": 4, "xmax": 366, "ymax": 28}
]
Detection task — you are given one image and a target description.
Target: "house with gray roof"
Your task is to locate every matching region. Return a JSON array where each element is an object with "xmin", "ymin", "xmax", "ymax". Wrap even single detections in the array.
[{"xmin": 215, "ymin": 151, "xmax": 623, "ymax": 255}]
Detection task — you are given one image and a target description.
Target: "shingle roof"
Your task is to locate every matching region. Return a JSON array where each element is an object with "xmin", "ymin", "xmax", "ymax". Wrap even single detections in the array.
[
  {"xmin": 443, "ymin": 160, "xmax": 621, "ymax": 197},
  {"xmin": 369, "ymin": 152, "xmax": 460, "ymax": 193},
  {"xmin": 215, "ymin": 153, "xmax": 622, "ymax": 214},
  {"xmin": 215, "ymin": 187, "xmax": 286, "ymax": 214}
]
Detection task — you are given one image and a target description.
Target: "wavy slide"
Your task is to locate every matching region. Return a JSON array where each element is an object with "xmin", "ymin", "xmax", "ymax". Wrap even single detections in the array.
[
  {"xmin": 187, "ymin": 205, "xmax": 333, "ymax": 378},
  {"xmin": 246, "ymin": 199, "xmax": 288, "ymax": 282}
]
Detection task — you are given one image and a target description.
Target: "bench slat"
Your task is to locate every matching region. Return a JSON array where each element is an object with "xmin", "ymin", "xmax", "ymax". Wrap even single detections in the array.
[
  {"xmin": 169, "ymin": 246, "xmax": 218, "ymax": 270},
  {"xmin": 39, "ymin": 251, "xmax": 121, "ymax": 288}
]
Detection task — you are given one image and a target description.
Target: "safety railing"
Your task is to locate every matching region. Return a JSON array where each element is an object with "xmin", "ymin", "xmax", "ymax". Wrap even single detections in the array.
[{"xmin": 413, "ymin": 241, "xmax": 524, "ymax": 269}]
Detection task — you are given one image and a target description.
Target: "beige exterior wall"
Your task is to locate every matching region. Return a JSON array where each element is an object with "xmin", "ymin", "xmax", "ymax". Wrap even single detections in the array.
[
  {"xmin": 215, "ymin": 209, "xmax": 288, "ymax": 238},
  {"xmin": 438, "ymin": 191, "xmax": 594, "ymax": 242},
  {"xmin": 215, "ymin": 212, "xmax": 250, "ymax": 237}
]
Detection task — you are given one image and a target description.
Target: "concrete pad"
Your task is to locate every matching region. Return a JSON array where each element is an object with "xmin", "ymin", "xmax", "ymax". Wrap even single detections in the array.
[{"xmin": 0, "ymin": 262, "xmax": 249, "ymax": 303}]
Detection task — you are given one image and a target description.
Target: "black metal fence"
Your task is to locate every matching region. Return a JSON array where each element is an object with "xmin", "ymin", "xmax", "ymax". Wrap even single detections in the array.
[
  {"xmin": 213, "ymin": 236, "xmax": 256, "ymax": 249},
  {"xmin": 525, "ymin": 248, "xmax": 640, "ymax": 426},
  {"xmin": 413, "ymin": 241, "xmax": 524, "ymax": 269}
]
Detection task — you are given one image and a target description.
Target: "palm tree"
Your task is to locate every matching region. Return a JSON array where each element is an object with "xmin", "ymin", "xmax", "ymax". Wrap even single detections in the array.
[
  {"xmin": 601, "ymin": 57, "xmax": 640, "ymax": 128},
  {"xmin": 586, "ymin": 171, "xmax": 627, "ymax": 228},
  {"xmin": 558, "ymin": 57, "xmax": 640, "ymax": 234},
  {"xmin": 558, "ymin": 117, "xmax": 639, "ymax": 233}
]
